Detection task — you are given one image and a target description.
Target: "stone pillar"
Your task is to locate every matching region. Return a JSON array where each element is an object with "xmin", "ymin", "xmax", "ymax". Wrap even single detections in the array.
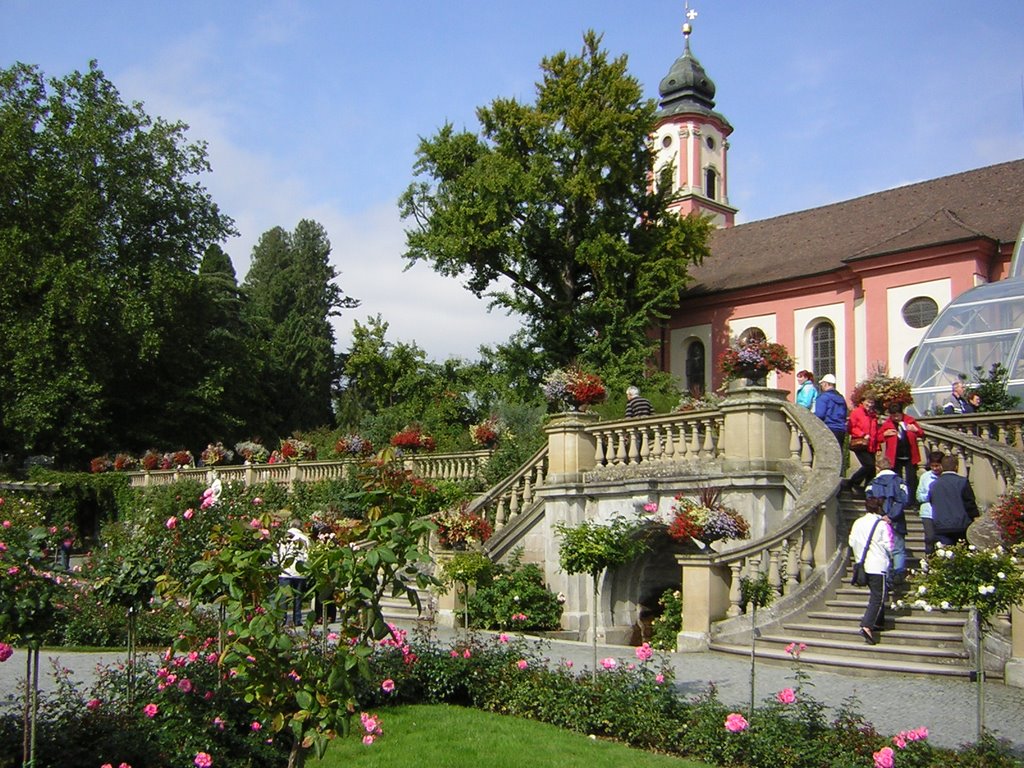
[
  {"xmin": 431, "ymin": 549, "xmax": 459, "ymax": 629},
  {"xmin": 1005, "ymin": 604, "xmax": 1024, "ymax": 688},
  {"xmin": 544, "ymin": 411, "xmax": 599, "ymax": 482},
  {"xmin": 675, "ymin": 554, "xmax": 731, "ymax": 651},
  {"xmin": 718, "ymin": 388, "xmax": 792, "ymax": 469}
]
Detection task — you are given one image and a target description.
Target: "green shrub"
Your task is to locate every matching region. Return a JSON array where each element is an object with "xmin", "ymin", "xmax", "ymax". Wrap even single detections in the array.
[
  {"xmin": 650, "ymin": 588, "xmax": 681, "ymax": 650},
  {"xmin": 466, "ymin": 554, "xmax": 562, "ymax": 630}
]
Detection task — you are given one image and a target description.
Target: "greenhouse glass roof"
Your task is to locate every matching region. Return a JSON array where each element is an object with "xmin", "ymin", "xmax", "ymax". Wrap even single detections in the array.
[{"xmin": 906, "ymin": 221, "xmax": 1024, "ymax": 415}]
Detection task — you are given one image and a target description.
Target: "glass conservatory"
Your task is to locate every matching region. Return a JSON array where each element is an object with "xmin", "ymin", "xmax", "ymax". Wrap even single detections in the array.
[{"xmin": 905, "ymin": 221, "xmax": 1024, "ymax": 416}]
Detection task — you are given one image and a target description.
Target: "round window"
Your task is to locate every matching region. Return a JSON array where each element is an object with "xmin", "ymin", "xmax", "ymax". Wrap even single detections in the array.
[
  {"xmin": 705, "ymin": 136, "xmax": 715, "ymax": 150},
  {"xmin": 662, "ymin": 135, "xmax": 672, "ymax": 148},
  {"xmin": 901, "ymin": 297, "xmax": 938, "ymax": 329}
]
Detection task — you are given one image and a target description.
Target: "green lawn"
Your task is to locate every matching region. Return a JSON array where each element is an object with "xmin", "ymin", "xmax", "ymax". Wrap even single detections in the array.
[{"xmin": 316, "ymin": 704, "xmax": 711, "ymax": 768}]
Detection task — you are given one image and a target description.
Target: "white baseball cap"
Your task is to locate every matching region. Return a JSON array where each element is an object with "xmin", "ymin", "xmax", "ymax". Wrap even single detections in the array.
[{"xmin": 820, "ymin": 374, "xmax": 837, "ymax": 384}]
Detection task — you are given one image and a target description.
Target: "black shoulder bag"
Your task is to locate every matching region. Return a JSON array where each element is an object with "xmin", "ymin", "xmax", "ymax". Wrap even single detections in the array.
[{"xmin": 850, "ymin": 518, "xmax": 881, "ymax": 587}]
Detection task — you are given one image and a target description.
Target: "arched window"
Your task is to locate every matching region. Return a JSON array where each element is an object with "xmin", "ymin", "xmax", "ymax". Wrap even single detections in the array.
[
  {"xmin": 812, "ymin": 321, "xmax": 836, "ymax": 377},
  {"xmin": 704, "ymin": 168, "xmax": 717, "ymax": 200},
  {"xmin": 738, "ymin": 327, "xmax": 766, "ymax": 347},
  {"xmin": 685, "ymin": 340, "xmax": 705, "ymax": 395}
]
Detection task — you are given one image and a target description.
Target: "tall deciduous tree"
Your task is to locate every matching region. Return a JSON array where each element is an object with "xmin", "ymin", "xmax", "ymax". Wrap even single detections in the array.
[
  {"xmin": 0, "ymin": 62, "xmax": 235, "ymax": 464},
  {"xmin": 400, "ymin": 31, "xmax": 712, "ymax": 380},
  {"xmin": 243, "ymin": 220, "xmax": 358, "ymax": 436}
]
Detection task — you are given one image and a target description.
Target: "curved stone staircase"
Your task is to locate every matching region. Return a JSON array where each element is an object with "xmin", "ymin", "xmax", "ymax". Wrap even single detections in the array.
[{"xmin": 709, "ymin": 493, "xmax": 978, "ymax": 678}]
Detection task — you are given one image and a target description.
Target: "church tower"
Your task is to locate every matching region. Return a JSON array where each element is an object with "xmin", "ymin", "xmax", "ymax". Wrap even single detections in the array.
[{"xmin": 653, "ymin": 11, "xmax": 737, "ymax": 228}]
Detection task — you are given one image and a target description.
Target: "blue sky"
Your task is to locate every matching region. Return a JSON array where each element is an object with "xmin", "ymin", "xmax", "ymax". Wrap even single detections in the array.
[{"xmin": 4, "ymin": 1, "xmax": 1024, "ymax": 360}]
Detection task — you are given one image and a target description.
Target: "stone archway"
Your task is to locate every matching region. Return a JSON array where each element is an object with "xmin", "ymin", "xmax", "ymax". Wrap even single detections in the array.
[{"xmin": 601, "ymin": 530, "xmax": 684, "ymax": 645}]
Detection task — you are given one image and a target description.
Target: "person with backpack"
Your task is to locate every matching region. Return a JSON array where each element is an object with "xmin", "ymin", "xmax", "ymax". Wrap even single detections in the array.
[{"xmin": 866, "ymin": 453, "xmax": 909, "ymax": 587}]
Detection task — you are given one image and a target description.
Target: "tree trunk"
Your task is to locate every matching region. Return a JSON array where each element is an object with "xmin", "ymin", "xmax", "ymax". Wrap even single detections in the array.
[{"xmin": 287, "ymin": 741, "xmax": 307, "ymax": 768}]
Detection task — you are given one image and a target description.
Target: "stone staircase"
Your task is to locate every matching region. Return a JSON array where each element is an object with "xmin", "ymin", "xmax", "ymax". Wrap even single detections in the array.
[{"xmin": 710, "ymin": 493, "xmax": 979, "ymax": 678}]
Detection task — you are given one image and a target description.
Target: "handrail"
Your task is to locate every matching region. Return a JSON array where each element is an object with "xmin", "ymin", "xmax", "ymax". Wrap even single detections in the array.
[
  {"xmin": 920, "ymin": 411, "xmax": 1024, "ymax": 452},
  {"xmin": 587, "ymin": 409, "xmax": 723, "ymax": 467},
  {"xmin": 681, "ymin": 400, "xmax": 842, "ymax": 620},
  {"xmin": 465, "ymin": 445, "xmax": 548, "ymax": 533},
  {"xmin": 123, "ymin": 451, "xmax": 492, "ymax": 489}
]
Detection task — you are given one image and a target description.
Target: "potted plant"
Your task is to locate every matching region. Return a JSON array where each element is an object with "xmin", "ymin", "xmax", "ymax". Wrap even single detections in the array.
[
  {"xmin": 541, "ymin": 366, "xmax": 607, "ymax": 411},
  {"xmin": 718, "ymin": 339, "xmax": 794, "ymax": 387},
  {"xmin": 666, "ymin": 487, "xmax": 750, "ymax": 547},
  {"xmin": 432, "ymin": 506, "xmax": 493, "ymax": 550},
  {"xmin": 335, "ymin": 434, "xmax": 374, "ymax": 457},
  {"xmin": 469, "ymin": 417, "xmax": 502, "ymax": 449},
  {"xmin": 852, "ymin": 367, "xmax": 913, "ymax": 411},
  {"xmin": 390, "ymin": 425, "xmax": 436, "ymax": 453}
]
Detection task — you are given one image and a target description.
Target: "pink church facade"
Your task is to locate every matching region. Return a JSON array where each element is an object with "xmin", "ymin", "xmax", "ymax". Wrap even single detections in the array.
[{"xmin": 650, "ymin": 23, "xmax": 1022, "ymax": 401}]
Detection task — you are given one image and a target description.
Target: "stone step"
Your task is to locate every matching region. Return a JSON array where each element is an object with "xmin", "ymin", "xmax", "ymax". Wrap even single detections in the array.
[
  {"xmin": 802, "ymin": 610, "xmax": 962, "ymax": 634},
  {"xmin": 781, "ymin": 621, "xmax": 965, "ymax": 646},
  {"xmin": 752, "ymin": 632, "xmax": 969, "ymax": 665},
  {"xmin": 709, "ymin": 642, "xmax": 975, "ymax": 678}
]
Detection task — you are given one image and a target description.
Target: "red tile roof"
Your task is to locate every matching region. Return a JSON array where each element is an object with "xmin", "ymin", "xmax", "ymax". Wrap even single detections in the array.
[{"xmin": 684, "ymin": 158, "xmax": 1024, "ymax": 296}]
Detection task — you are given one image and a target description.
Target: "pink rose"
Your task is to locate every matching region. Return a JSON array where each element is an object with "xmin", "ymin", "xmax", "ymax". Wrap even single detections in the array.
[
  {"xmin": 250, "ymin": 721, "xmax": 262, "ymax": 731},
  {"xmin": 0, "ymin": 642, "xmax": 13, "ymax": 663},
  {"xmin": 143, "ymin": 703, "xmax": 159, "ymax": 718},
  {"xmin": 655, "ymin": 673, "xmax": 665, "ymax": 684},
  {"xmin": 600, "ymin": 657, "xmax": 617, "ymax": 670},
  {"xmin": 635, "ymin": 642, "xmax": 653, "ymax": 662},
  {"xmin": 776, "ymin": 687, "xmax": 796, "ymax": 704},
  {"xmin": 183, "ymin": 509, "xmax": 194, "ymax": 520},
  {"xmin": 873, "ymin": 746, "xmax": 895, "ymax": 768},
  {"xmin": 194, "ymin": 753, "xmax": 213, "ymax": 768},
  {"xmin": 86, "ymin": 698, "xmax": 101, "ymax": 711},
  {"xmin": 381, "ymin": 679, "xmax": 395, "ymax": 693},
  {"xmin": 724, "ymin": 713, "xmax": 749, "ymax": 733},
  {"xmin": 165, "ymin": 516, "xmax": 177, "ymax": 530},
  {"xmin": 498, "ymin": 633, "xmax": 509, "ymax": 644},
  {"xmin": 516, "ymin": 659, "xmax": 528, "ymax": 670}
]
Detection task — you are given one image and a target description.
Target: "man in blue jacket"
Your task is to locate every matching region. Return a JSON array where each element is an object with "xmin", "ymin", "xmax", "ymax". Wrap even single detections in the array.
[{"xmin": 814, "ymin": 374, "xmax": 848, "ymax": 447}]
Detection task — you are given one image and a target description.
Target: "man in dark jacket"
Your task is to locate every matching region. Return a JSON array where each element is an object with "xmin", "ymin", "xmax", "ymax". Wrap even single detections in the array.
[
  {"xmin": 814, "ymin": 374, "xmax": 848, "ymax": 447},
  {"xmin": 927, "ymin": 455, "xmax": 979, "ymax": 546}
]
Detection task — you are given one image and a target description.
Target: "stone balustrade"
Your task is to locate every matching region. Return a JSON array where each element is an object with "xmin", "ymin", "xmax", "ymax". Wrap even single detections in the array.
[{"xmin": 125, "ymin": 451, "xmax": 491, "ymax": 490}]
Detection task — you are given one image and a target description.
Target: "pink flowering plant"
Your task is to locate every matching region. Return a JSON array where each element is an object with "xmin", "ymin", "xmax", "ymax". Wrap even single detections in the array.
[{"xmin": 157, "ymin": 451, "xmax": 436, "ymax": 767}]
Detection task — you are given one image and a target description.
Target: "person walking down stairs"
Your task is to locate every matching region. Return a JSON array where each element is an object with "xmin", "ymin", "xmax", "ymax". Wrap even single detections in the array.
[
  {"xmin": 848, "ymin": 496, "xmax": 893, "ymax": 646},
  {"xmin": 866, "ymin": 454, "xmax": 909, "ymax": 588}
]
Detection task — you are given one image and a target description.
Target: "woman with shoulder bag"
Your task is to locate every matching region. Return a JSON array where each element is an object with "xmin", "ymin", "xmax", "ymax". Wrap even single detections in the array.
[
  {"xmin": 848, "ymin": 496, "xmax": 893, "ymax": 645},
  {"xmin": 846, "ymin": 394, "xmax": 879, "ymax": 495}
]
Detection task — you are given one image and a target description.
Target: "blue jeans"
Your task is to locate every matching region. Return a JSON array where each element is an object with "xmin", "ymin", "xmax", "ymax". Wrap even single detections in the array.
[{"xmin": 278, "ymin": 576, "xmax": 306, "ymax": 626}]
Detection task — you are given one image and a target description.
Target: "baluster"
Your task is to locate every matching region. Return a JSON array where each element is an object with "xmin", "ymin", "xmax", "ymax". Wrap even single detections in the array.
[
  {"xmin": 788, "ymin": 421, "xmax": 801, "ymax": 461},
  {"xmin": 702, "ymin": 418, "xmax": 715, "ymax": 457},
  {"xmin": 639, "ymin": 427, "xmax": 650, "ymax": 463},
  {"xmin": 674, "ymin": 423, "xmax": 687, "ymax": 460},
  {"xmin": 768, "ymin": 547, "xmax": 782, "ymax": 594},
  {"xmin": 786, "ymin": 535, "xmax": 801, "ymax": 589},
  {"xmin": 690, "ymin": 422, "xmax": 701, "ymax": 457},
  {"xmin": 650, "ymin": 427, "xmax": 664, "ymax": 462},
  {"xmin": 661, "ymin": 424, "xmax": 675, "ymax": 463},
  {"xmin": 615, "ymin": 431, "xmax": 628, "ymax": 465},
  {"xmin": 522, "ymin": 472, "xmax": 533, "ymax": 505},
  {"xmin": 508, "ymin": 488, "xmax": 520, "ymax": 520},
  {"xmin": 533, "ymin": 463, "xmax": 545, "ymax": 493},
  {"xmin": 594, "ymin": 430, "xmax": 608, "ymax": 467},
  {"xmin": 495, "ymin": 497, "xmax": 508, "ymax": 529},
  {"xmin": 800, "ymin": 524, "xmax": 815, "ymax": 581},
  {"xmin": 714, "ymin": 416, "xmax": 725, "ymax": 457},
  {"xmin": 727, "ymin": 562, "xmax": 743, "ymax": 617},
  {"xmin": 627, "ymin": 430, "xmax": 640, "ymax": 464}
]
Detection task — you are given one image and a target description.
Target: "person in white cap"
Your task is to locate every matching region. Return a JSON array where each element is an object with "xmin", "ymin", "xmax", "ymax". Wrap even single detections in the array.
[{"xmin": 814, "ymin": 373, "xmax": 848, "ymax": 447}]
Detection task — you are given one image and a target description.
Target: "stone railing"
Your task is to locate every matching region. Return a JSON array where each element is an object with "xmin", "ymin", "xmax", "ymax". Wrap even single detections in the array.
[
  {"xmin": 920, "ymin": 410, "xmax": 1024, "ymax": 453},
  {"xmin": 672, "ymin": 396, "xmax": 843, "ymax": 648},
  {"xmin": 920, "ymin": 422, "xmax": 1024, "ymax": 509},
  {"xmin": 125, "ymin": 451, "xmax": 491, "ymax": 490},
  {"xmin": 466, "ymin": 445, "xmax": 548, "ymax": 534},
  {"xmin": 588, "ymin": 409, "xmax": 724, "ymax": 467}
]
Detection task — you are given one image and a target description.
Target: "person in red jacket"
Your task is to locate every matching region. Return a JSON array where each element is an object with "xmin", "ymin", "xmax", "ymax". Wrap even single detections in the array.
[
  {"xmin": 846, "ymin": 394, "xmax": 880, "ymax": 494},
  {"xmin": 878, "ymin": 404, "xmax": 924, "ymax": 506}
]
